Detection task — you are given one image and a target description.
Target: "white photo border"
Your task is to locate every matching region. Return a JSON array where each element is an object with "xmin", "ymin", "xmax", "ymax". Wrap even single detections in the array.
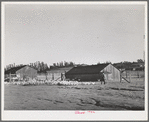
[{"xmin": 1, "ymin": 1, "xmax": 148, "ymax": 121}]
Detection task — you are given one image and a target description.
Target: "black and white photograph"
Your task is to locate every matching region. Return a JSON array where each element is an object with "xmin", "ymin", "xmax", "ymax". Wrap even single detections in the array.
[{"xmin": 1, "ymin": 1, "xmax": 148, "ymax": 121}]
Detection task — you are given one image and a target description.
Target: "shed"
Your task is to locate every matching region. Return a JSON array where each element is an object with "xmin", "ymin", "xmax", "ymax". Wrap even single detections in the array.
[
  {"xmin": 65, "ymin": 64, "xmax": 120, "ymax": 82},
  {"xmin": 5, "ymin": 65, "xmax": 37, "ymax": 80},
  {"xmin": 47, "ymin": 66, "xmax": 73, "ymax": 80}
]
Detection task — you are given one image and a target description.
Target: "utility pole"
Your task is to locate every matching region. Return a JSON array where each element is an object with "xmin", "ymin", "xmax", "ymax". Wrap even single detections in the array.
[
  {"xmin": 119, "ymin": 69, "xmax": 121, "ymax": 82},
  {"xmin": 143, "ymin": 34, "xmax": 145, "ymax": 82}
]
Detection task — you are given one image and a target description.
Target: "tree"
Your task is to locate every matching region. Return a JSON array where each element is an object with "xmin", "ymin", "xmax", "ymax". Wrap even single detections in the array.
[
  {"xmin": 105, "ymin": 61, "xmax": 111, "ymax": 64},
  {"xmin": 52, "ymin": 61, "xmax": 75, "ymax": 67},
  {"xmin": 97, "ymin": 62, "xmax": 100, "ymax": 65},
  {"xmin": 53, "ymin": 63, "xmax": 56, "ymax": 67},
  {"xmin": 137, "ymin": 59, "xmax": 144, "ymax": 63}
]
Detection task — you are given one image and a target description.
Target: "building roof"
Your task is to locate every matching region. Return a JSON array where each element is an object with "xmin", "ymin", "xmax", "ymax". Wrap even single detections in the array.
[
  {"xmin": 5, "ymin": 65, "xmax": 27, "ymax": 74},
  {"xmin": 66, "ymin": 64, "xmax": 109, "ymax": 75},
  {"xmin": 47, "ymin": 66, "xmax": 74, "ymax": 73}
]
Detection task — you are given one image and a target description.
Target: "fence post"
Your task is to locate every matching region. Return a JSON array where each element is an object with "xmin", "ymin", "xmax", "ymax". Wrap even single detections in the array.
[
  {"xmin": 129, "ymin": 72, "xmax": 131, "ymax": 82},
  {"xmin": 45, "ymin": 72, "xmax": 48, "ymax": 80},
  {"xmin": 137, "ymin": 71, "xmax": 139, "ymax": 78},
  {"xmin": 52, "ymin": 73, "xmax": 54, "ymax": 80},
  {"xmin": 9, "ymin": 73, "xmax": 11, "ymax": 82},
  {"xmin": 120, "ymin": 72, "xmax": 122, "ymax": 82},
  {"xmin": 61, "ymin": 73, "xmax": 62, "ymax": 81}
]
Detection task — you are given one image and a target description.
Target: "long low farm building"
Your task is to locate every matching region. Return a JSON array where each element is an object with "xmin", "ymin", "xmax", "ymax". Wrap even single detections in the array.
[
  {"xmin": 47, "ymin": 66, "xmax": 74, "ymax": 80},
  {"xmin": 5, "ymin": 65, "xmax": 37, "ymax": 81},
  {"xmin": 65, "ymin": 63, "xmax": 121, "ymax": 82}
]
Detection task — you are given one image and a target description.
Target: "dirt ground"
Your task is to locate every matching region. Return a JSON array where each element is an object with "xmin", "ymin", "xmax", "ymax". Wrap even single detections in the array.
[{"xmin": 4, "ymin": 78, "xmax": 144, "ymax": 110}]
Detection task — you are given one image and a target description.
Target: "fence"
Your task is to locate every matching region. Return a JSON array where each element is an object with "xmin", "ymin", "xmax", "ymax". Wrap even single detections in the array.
[
  {"xmin": 122, "ymin": 71, "xmax": 144, "ymax": 78},
  {"xmin": 121, "ymin": 70, "xmax": 145, "ymax": 82}
]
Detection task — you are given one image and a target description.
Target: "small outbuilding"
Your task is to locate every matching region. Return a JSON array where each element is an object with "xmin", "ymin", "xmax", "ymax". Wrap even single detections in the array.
[
  {"xmin": 5, "ymin": 65, "xmax": 37, "ymax": 81},
  {"xmin": 65, "ymin": 64, "xmax": 121, "ymax": 82},
  {"xmin": 47, "ymin": 66, "xmax": 73, "ymax": 80}
]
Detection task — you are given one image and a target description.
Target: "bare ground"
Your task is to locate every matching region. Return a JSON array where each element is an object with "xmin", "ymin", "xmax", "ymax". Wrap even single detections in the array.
[{"xmin": 4, "ymin": 79, "xmax": 144, "ymax": 110}]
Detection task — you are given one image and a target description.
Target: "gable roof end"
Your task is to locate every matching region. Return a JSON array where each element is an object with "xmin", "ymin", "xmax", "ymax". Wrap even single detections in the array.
[{"xmin": 5, "ymin": 65, "xmax": 27, "ymax": 74}]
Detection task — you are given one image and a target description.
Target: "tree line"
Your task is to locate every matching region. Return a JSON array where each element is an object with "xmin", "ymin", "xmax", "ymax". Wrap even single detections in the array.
[
  {"xmin": 4, "ymin": 61, "xmax": 50, "ymax": 73},
  {"xmin": 4, "ymin": 61, "xmax": 76, "ymax": 73},
  {"xmin": 52, "ymin": 61, "xmax": 75, "ymax": 68},
  {"xmin": 5, "ymin": 59, "xmax": 144, "ymax": 72}
]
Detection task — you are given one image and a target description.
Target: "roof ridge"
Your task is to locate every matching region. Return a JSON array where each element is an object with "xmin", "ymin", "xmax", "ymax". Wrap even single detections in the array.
[{"xmin": 66, "ymin": 64, "xmax": 110, "ymax": 75}]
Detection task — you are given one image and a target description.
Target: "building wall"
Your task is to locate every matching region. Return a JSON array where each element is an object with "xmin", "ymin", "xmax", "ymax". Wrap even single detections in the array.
[
  {"xmin": 16, "ymin": 66, "xmax": 37, "ymax": 79},
  {"xmin": 37, "ymin": 73, "xmax": 47, "ymax": 80},
  {"xmin": 48, "ymin": 73, "xmax": 62, "ymax": 80},
  {"xmin": 65, "ymin": 73, "xmax": 100, "ymax": 81},
  {"xmin": 101, "ymin": 64, "xmax": 120, "ymax": 82}
]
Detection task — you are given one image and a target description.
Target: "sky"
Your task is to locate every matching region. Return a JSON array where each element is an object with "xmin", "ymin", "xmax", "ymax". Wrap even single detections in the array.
[{"xmin": 4, "ymin": 2, "xmax": 146, "ymax": 66}]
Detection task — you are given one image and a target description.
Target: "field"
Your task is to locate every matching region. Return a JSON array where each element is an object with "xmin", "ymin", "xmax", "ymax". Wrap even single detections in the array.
[{"xmin": 4, "ymin": 78, "xmax": 144, "ymax": 110}]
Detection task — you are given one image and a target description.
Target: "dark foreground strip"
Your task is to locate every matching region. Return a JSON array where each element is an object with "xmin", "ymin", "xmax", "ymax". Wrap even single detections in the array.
[
  {"xmin": 110, "ymin": 87, "xmax": 144, "ymax": 91},
  {"xmin": 90, "ymin": 98, "xmax": 144, "ymax": 110}
]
